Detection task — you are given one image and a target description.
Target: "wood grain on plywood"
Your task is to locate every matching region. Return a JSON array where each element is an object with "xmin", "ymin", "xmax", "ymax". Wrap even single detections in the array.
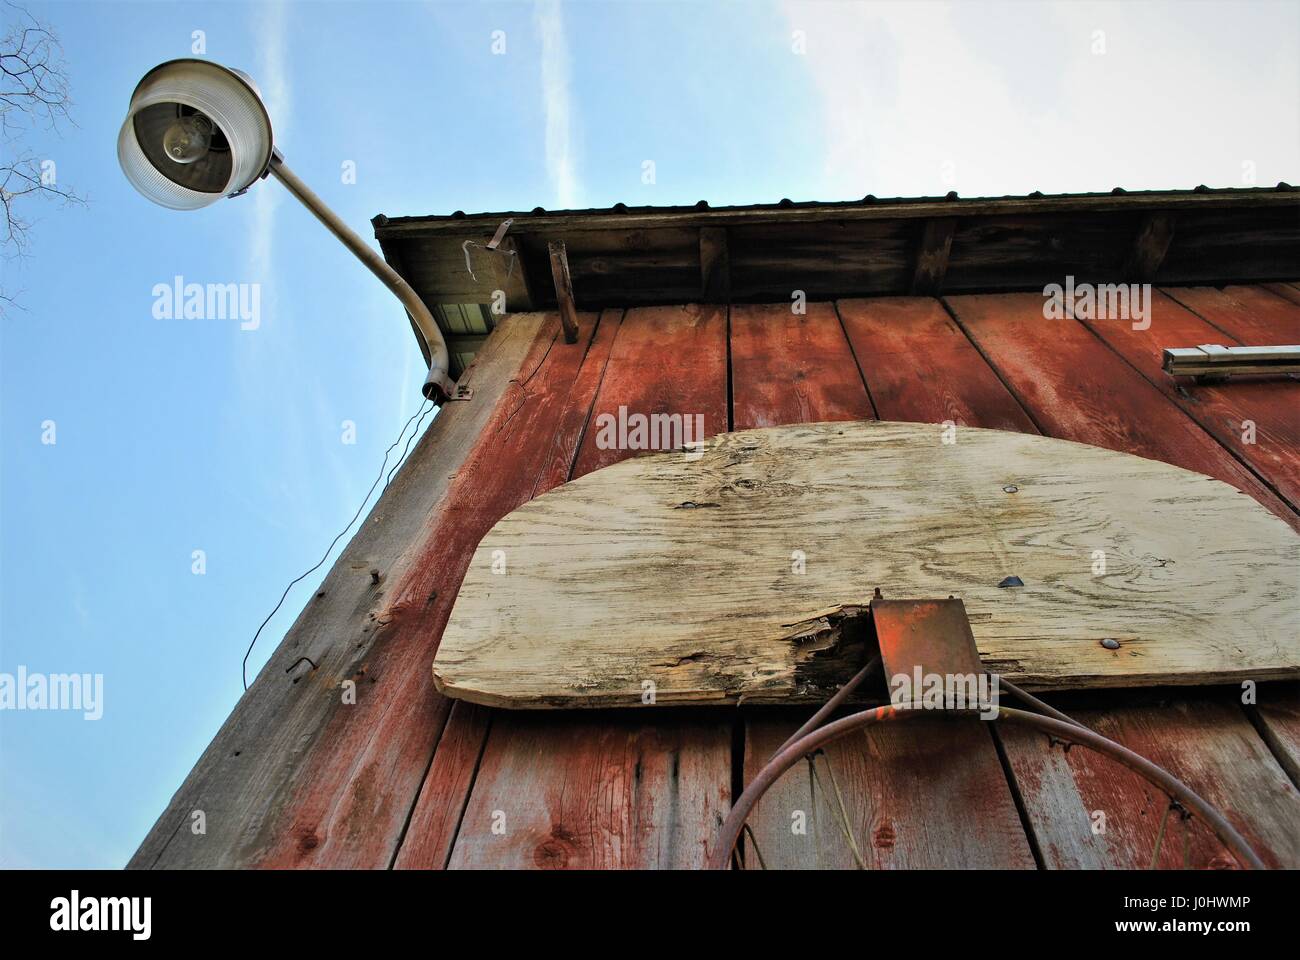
[{"xmin": 436, "ymin": 420, "xmax": 1300, "ymax": 707}]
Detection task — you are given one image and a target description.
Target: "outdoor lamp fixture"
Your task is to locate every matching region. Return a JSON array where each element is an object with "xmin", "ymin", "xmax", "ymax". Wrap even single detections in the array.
[{"xmin": 117, "ymin": 59, "xmax": 456, "ymax": 403}]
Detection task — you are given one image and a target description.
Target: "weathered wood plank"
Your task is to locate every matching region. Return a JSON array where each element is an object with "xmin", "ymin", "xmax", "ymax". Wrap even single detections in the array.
[
  {"xmin": 1260, "ymin": 282, "xmax": 1300, "ymax": 307},
  {"xmin": 437, "ymin": 420, "xmax": 1299, "ymax": 707},
  {"xmin": 1079, "ymin": 289, "xmax": 1300, "ymax": 510},
  {"xmin": 361, "ymin": 308, "xmax": 603, "ymax": 868},
  {"xmin": 942, "ymin": 291, "xmax": 1300, "ymax": 868},
  {"xmin": 246, "ymin": 311, "xmax": 601, "ymax": 869},
  {"xmin": 447, "ymin": 711, "xmax": 730, "ymax": 869},
  {"xmin": 390, "ymin": 310, "xmax": 615, "ymax": 869},
  {"xmin": 744, "ymin": 712, "xmax": 1035, "ymax": 868},
  {"xmin": 731, "ymin": 298, "xmax": 1032, "ymax": 869},
  {"xmin": 1161, "ymin": 285, "xmax": 1300, "ymax": 344},
  {"xmin": 533, "ymin": 309, "xmax": 624, "ymax": 497},
  {"xmin": 837, "ymin": 297, "xmax": 1037, "ymax": 433},
  {"xmin": 998, "ymin": 692, "xmax": 1300, "ymax": 868},
  {"xmin": 445, "ymin": 304, "xmax": 734, "ymax": 869},
  {"xmin": 128, "ymin": 311, "xmax": 557, "ymax": 869},
  {"xmin": 390, "ymin": 701, "xmax": 491, "ymax": 869},
  {"xmin": 947, "ymin": 292, "xmax": 1299, "ymax": 530},
  {"xmin": 729, "ymin": 302, "xmax": 875, "ymax": 430},
  {"xmin": 1248, "ymin": 682, "xmax": 1300, "ymax": 788},
  {"xmin": 573, "ymin": 304, "xmax": 729, "ymax": 476}
]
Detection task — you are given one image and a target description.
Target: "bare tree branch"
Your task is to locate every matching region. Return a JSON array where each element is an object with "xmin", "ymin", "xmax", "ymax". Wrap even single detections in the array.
[
  {"xmin": 0, "ymin": 1, "xmax": 83, "ymax": 310},
  {"xmin": 0, "ymin": 2, "xmax": 73, "ymax": 136}
]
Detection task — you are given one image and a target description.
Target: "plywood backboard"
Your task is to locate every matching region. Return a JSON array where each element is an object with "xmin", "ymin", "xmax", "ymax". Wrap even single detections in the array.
[{"xmin": 435, "ymin": 421, "xmax": 1300, "ymax": 707}]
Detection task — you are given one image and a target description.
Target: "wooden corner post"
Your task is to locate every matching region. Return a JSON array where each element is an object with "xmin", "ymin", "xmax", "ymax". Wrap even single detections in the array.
[{"xmin": 547, "ymin": 240, "xmax": 580, "ymax": 344}]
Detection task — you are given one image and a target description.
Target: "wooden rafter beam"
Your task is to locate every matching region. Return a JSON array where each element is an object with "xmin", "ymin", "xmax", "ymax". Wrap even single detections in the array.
[
  {"xmin": 910, "ymin": 217, "xmax": 956, "ymax": 295},
  {"xmin": 547, "ymin": 240, "xmax": 580, "ymax": 344},
  {"xmin": 699, "ymin": 227, "xmax": 731, "ymax": 303},
  {"xmin": 1123, "ymin": 213, "xmax": 1175, "ymax": 282}
]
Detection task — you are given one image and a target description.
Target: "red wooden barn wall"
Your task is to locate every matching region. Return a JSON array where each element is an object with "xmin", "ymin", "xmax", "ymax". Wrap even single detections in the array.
[{"xmin": 134, "ymin": 285, "xmax": 1300, "ymax": 869}]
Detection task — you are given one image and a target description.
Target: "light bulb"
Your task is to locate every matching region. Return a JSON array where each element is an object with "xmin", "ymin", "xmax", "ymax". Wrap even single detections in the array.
[{"xmin": 162, "ymin": 114, "xmax": 213, "ymax": 164}]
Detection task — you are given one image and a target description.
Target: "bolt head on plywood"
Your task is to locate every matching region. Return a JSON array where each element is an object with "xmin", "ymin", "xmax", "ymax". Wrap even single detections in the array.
[{"xmin": 434, "ymin": 421, "xmax": 1300, "ymax": 708}]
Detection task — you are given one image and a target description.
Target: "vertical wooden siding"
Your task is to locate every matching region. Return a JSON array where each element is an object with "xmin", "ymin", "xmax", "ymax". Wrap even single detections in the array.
[
  {"xmin": 132, "ymin": 285, "xmax": 1300, "ymax": 870},
  {"xmin": 437, "ymin": 305, "xmax": 734, "ymax": 869},
  {"xmin": 937, "ymin": 291, "xmax": 1300, "ymax": 868},
  {"xmin": 732, "ymin": 300, "xmax": 1035, "ymax": 869}
]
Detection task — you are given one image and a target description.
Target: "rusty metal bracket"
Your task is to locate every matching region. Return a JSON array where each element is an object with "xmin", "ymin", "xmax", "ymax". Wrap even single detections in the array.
[
  {"xmin": 422, "ymin": 367, "xmax": 460, "ymax": 405},
  {"xmin": 711, "ymin": 595, "xmax": 1266, "ymax": 870},
  {"xmin": 871, "ymin": 597, "xmax": 984, "ymax": 684},
  {"xmin": 434, "ymin": 382, "xmax": 474, "ymax": 403}
]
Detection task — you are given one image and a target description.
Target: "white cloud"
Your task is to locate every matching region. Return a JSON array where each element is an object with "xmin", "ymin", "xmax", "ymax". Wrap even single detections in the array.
[
  {"xmin": 535, "ymin": 0, "xmax": 579, "ymax": 208},
  {"xmin": 250, "ymin": 0, "xmax": 290, "ymax": 269},
  {"xmin": 236, "ymin": 0, "xmax": 338, "ymax": 527},
  {"xmin": 782, "ymin": 0, "xmax": 1300, "ymax": 198}
]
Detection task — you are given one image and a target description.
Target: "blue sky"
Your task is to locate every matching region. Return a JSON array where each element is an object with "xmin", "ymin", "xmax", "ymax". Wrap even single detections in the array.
[{"xmin": 1, "ymin": 0, "xmax": 1296, "ymax": 869}]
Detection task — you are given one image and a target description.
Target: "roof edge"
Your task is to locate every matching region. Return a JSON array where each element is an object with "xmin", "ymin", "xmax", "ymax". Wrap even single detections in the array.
[{"xmin": 374, "ymin": 183, "xmax": 1299, "ymax": 238}]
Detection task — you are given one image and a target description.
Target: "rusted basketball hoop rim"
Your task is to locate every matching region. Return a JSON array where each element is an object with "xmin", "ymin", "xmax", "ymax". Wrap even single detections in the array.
[{"xmin": 709, "ymin": 597, "xmax": 1265, "ymax": 870}]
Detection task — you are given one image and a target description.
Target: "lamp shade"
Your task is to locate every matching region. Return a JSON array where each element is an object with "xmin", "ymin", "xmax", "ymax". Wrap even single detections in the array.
[{"xmin": 118, "ymin": 59, "xmax": 274, "ymax": 210}]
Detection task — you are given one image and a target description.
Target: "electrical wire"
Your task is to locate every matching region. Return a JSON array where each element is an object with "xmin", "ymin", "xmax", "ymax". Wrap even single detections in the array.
[
  {"xmin": 384, "ymin": 399, "xmax": 436, "ymax": 492},
  {"xmin": 240, "ymin": 398, "xmax": 434, "ymax": 690}
]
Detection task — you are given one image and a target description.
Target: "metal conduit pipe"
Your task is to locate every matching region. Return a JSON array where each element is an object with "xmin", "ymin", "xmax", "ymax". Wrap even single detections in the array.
[{"xmin": 268, "ymin": 157, "xmax": 456, "ymax": 404}]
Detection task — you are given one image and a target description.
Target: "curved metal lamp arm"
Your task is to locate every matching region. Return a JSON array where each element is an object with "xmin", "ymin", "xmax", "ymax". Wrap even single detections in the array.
[{"xmin": 267, "ymin": 156, "xmax": 456, "ymax": 403}]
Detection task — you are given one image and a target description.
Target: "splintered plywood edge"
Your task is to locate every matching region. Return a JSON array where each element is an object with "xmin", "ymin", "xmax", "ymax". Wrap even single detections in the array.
[{"xmin": 434, "ymin": 421, "xmax": 1300, "ymax": 708}]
